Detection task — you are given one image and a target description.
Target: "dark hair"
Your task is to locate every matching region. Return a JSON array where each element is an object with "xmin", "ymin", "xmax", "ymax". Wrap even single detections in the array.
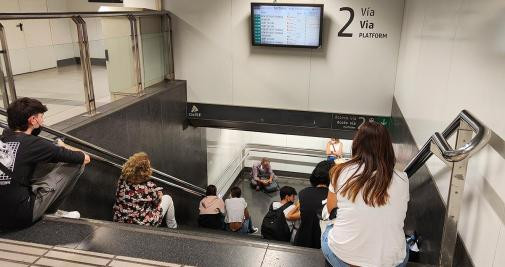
[
  {"xmin": 230, "ymin": 186, "xmax": 241, "ymax": 198},
  {"xmin": 310, "ymin": 160, "xmax": 334, "ymax": 187},
  {"xmin": 330, "ymin": 121, "xmax": 395, "ymax": 207},
  {"xmin": 7, "ymin": 97, "xmax": 48, "ymax": 131},
  {"xmin": 279, "ymin": 186, "xmax": 297, "ymax": 200},
  {"xmin": 206, "ymin": 185, "xmax": 217, "ymax": 196}
]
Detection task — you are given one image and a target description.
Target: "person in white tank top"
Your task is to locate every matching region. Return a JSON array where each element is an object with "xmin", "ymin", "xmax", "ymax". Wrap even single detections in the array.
[
  {"xmin": 326, "ymin": 138, "xmax": 343, "ymax": 162},
  {"xmin": 321, "ymin": 122, "xmax": 410, "ymax": 267}
]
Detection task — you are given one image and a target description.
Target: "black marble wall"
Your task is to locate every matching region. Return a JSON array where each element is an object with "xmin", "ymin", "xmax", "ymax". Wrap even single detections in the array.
[
  {"xmin": 391, "ymin": 98, "xmax": 473, "ymax": 266},
  {"xmin": 57, "ymin": 81, "xmax": 206, "ymax": 226}
]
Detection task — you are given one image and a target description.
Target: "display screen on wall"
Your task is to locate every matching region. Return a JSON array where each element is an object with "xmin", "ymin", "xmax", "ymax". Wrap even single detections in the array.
[{"xmin": 251, "ymin": 3, "xmax": 323, "ymax": 48}]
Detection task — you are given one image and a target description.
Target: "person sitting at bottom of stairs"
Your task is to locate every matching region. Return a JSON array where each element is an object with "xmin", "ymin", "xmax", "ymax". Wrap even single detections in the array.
[
  {"xmin": 0, "ymin": 97, "xmax": 91, "ymax": 230},
  {"xmin": 198, "ymin": 184, "xmax": 226, "ymax": 230},
  {"xmin": 250, "ymin": 158, "xmax": 279, "ymax": 193},
  {"xmin": 262, "ymin": 186, "xmax": 300, "ymax": 243},
  {"xmin": 225, "ymin": 186, "xmax": 258, "ymax": 234},
  {"xmin": 113, "ymin": 152, "xmax": 177, "ymax": 228}
]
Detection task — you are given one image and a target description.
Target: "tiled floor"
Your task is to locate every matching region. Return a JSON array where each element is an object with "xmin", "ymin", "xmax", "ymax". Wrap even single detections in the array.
[
  {"xmin": 8, "ymin": 65, "xmax": 115, "ymax": 126},
  {"xmin": 0, "ymin": 237, "xmax": 191, "ymax": 267}
]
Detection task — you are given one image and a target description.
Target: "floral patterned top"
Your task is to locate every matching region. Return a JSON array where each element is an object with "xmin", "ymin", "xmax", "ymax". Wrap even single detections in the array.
[{"xmin": 112, "ymin": 179, "xmax": 164, "ymax": 226}]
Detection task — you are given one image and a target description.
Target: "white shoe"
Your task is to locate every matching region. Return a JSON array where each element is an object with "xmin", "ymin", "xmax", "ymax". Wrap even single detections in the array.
[
  {"xmin": 54, "ymin": 210, "xmax": 80, "ymax": 219},
  {"xmin": 250, "ymin": 227, "xmax": 259, "ymax": 234}
]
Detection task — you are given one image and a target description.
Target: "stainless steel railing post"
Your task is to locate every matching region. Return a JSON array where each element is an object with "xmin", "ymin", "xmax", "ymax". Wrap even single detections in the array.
[
  {"xmin": 72, "ymin": 16, "xmax": 97, "ymax": 116},
  {"xmin": 437, "ymin": 121, "xmax": 473, "ymax": 267},
  {"xmin": 163, "ymin": 14, "xmax": 175, "ymax": 80},
  {"xmin": 128, "ymin": 15, "xmax": 144, "ymax": 95},
  {"xmin": 0, "ymin": 68, "xmax": 9, "ymax": 108},
  {"xmin": 0, "ymin": 22, "xmax": 17, "ymax": 103}
]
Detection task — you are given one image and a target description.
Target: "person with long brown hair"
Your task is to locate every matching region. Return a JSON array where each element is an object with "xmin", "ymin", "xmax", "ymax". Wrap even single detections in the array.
[
  {"xmin": 113, "ymin": 152, "xmax": 177, "ymax": 228},
  {"xmin": 321, "ymin": 122, "xmax": 409, "ymax": 267}
]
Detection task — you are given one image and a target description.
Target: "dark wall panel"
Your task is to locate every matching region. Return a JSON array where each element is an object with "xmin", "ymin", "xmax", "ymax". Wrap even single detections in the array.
[
  {"xmin": 391, "ymin": 98, "xmax": 473, "ymax": 266},
  {"xmin": 57, "ymin": 81, "xmax": 206, "ymax": 226}
]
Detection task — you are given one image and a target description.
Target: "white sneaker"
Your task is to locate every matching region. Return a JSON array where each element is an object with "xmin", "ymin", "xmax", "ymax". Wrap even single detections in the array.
[
  {"xmin": 54, "ymin": 210, "xmax": 80, "ymax": 219},
  {"xmin": 250, "ymin": 227, "xmax": 259, "ymax": 234}
]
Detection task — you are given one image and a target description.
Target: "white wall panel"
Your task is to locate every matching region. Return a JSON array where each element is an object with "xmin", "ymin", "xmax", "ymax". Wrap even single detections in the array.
[
  {"xmin": 168, "ymin": 0, "xmax": 233, "ymax": 105},
  {"xmin": 231, "ymin": 0, "xmax": 311, "ymax": 110},
  {"xmin": 53, "ymin": 43, "xmax": 75, "ymax": 60},
  {"xmin": 19, "ymin": 0, "xmax": 47, "ymax": 12},
  {"xmin": 27, "ymin": 45, "xmax": 56, "ymax": 71},
  {"xmin": 89, "ymin": 39, "xmax": 105, "ymax": 58},
  {"xmin": 164, "ymin": 0, "xmax": 404, "ymax": 115},
  {"xmin": 394, "ymin": 0, "xmax": 505, "ymax": 265},
  {"xmin": 309, "ymin": 0, "xmax": 404, "ymax": 115},
  {"xmin": 1, "ymin": 20, "xmax": 27, "ymax": 50},
  {"xmin": 9, "ymin": 49, "xmax": 31, "ymax": 75},
  {"xmin": 207, "ymin": 128, "xmax": 246, "ymax": 188},
  {"xmin": 84, "ymin": 18, "xmax": 102, "ymax": 41},
  {"xmin": 23, "ymin": 19, "xmax": 52, "ymax": 47},
  {"xmin": 46, "ymin": 0, "xmax": 68, "ymax": 12},
  {"xmin": 494, "ymin": 227, "xmax": 505, "ymax": 267},
  {"xmin": 50, "ymin": 19, "xmax": 73, "ymax": 45},
  {"xmin": 0, "ymin": 0, "xmax": 20, "ymax": 12}
]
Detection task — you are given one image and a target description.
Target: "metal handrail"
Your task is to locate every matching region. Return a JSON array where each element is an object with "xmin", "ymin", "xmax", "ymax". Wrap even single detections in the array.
[
  {"xmin": 0, "ymin": 109, "xmax": 206, "ymax": 194},
  {"xmin": 0, "ymin": 121, "xmax": 204, "ymax": 197},
  {"xmin": 404, "ymin": 110, "xmax": 491, "ymax": 177},
  {"xmin": 0, "ymin": 11, "xmax": 168, "ymax": 20}
]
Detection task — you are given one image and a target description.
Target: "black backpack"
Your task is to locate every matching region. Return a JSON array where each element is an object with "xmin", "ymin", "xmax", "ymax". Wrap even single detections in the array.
[{"xmin": 261, "ymin": 202, "xmax": 293, "ymax": 242}]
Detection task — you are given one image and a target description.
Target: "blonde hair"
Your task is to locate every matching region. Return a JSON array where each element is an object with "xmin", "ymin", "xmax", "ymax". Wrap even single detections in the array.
[{"xmin": 121, "ymin": 152, "xmax": 152, "ymax": 184}]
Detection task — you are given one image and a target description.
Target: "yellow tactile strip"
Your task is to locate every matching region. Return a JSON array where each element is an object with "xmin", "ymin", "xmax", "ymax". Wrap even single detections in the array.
[{"xmin": 0, "ymin": 238, "xmax": 191, "ymax": 267}]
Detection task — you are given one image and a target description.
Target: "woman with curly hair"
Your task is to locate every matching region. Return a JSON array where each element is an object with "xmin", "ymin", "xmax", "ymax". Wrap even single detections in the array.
[{"xmin": 112, "ymin": 152, "xmax": 177, "ymax": 228}]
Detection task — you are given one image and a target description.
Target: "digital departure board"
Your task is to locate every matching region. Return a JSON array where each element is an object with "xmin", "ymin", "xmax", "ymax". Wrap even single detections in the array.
[{"xmin": 251, "ymin": 3, "xmax": 323, "ymax": 48}]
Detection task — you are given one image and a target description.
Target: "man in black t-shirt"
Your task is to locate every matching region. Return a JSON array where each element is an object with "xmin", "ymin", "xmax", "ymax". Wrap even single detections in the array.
[{"xmin": 0, "ymin": 98, "xmax": 91, "ymax": 229}]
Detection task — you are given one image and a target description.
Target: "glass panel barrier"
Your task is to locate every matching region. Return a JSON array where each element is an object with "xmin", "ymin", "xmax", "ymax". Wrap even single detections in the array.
[
  {"xmin": 101, "ymin": 17, "xmax": 137, "ymax": 96},
  {"xmin": 140, "ymin": 16, "xmax": 166, "ymax": 88}
]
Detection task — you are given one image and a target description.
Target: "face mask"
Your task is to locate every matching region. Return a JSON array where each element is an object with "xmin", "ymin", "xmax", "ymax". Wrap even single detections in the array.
[{"xmin": 31, "ymin": 127, "xmax": 41, "ymax": 136}]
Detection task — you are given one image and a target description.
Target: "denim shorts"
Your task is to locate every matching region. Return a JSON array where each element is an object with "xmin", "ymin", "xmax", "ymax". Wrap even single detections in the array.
[{"xmin": 321, "ymin": 224, "xmax": 409, "ymax": 267}]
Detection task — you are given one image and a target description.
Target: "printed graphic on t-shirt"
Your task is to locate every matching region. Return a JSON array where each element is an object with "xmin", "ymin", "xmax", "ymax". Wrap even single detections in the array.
[{"xmin": 0, "ymin": 141, "xmax": 20, "ymax": 185}]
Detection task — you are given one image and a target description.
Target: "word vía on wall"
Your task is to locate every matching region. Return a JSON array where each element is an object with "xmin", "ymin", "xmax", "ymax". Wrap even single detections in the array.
[{"xmin": 338, "ymin": 7, "xmax": 388, "ymax": 39}]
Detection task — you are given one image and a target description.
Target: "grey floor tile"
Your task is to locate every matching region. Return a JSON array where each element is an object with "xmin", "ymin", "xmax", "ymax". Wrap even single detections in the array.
[
  {"xmin": 77, "ymin": 226, "xmax": 266, "ymax": 267},
  {"xmin": 0, "ymin": 219, "xmax": 96, "ymax": 249}
]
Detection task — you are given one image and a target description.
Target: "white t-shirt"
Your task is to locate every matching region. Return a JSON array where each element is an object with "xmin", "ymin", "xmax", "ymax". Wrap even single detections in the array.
[
  {"xmin": 272, "ymin": 201, "xmax": 300, "ymax": 232},
  {"xmin": 224, "ymin": 197, "xmax": 247, "ymax": 223},
  {"xmin": 328, "ymin": 164, "xmax": 409, "ymax": 267}
]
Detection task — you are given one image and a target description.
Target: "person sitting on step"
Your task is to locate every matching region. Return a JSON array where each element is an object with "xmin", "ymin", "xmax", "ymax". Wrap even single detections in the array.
[
  {"xmin": 321, "ymin": 121, "xmax": 409, "ymax": 267},
  {"xmin": 198, "ymin": 184, "xmax": 226, "ymax": 229},
  {"xmin": 113, "ymin": 152, "xmax": 177, "ymax": 228},
  {"xmin": 225, "ymin": 186, "xmax": 258, "ymax": 234},
  {"xmin": 0, "ymin": 97, "xmax": 91, "ymax": 229},
  {"xmin": 250, "ymin": 158, "xmax": 279, "ymax": 193}
]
